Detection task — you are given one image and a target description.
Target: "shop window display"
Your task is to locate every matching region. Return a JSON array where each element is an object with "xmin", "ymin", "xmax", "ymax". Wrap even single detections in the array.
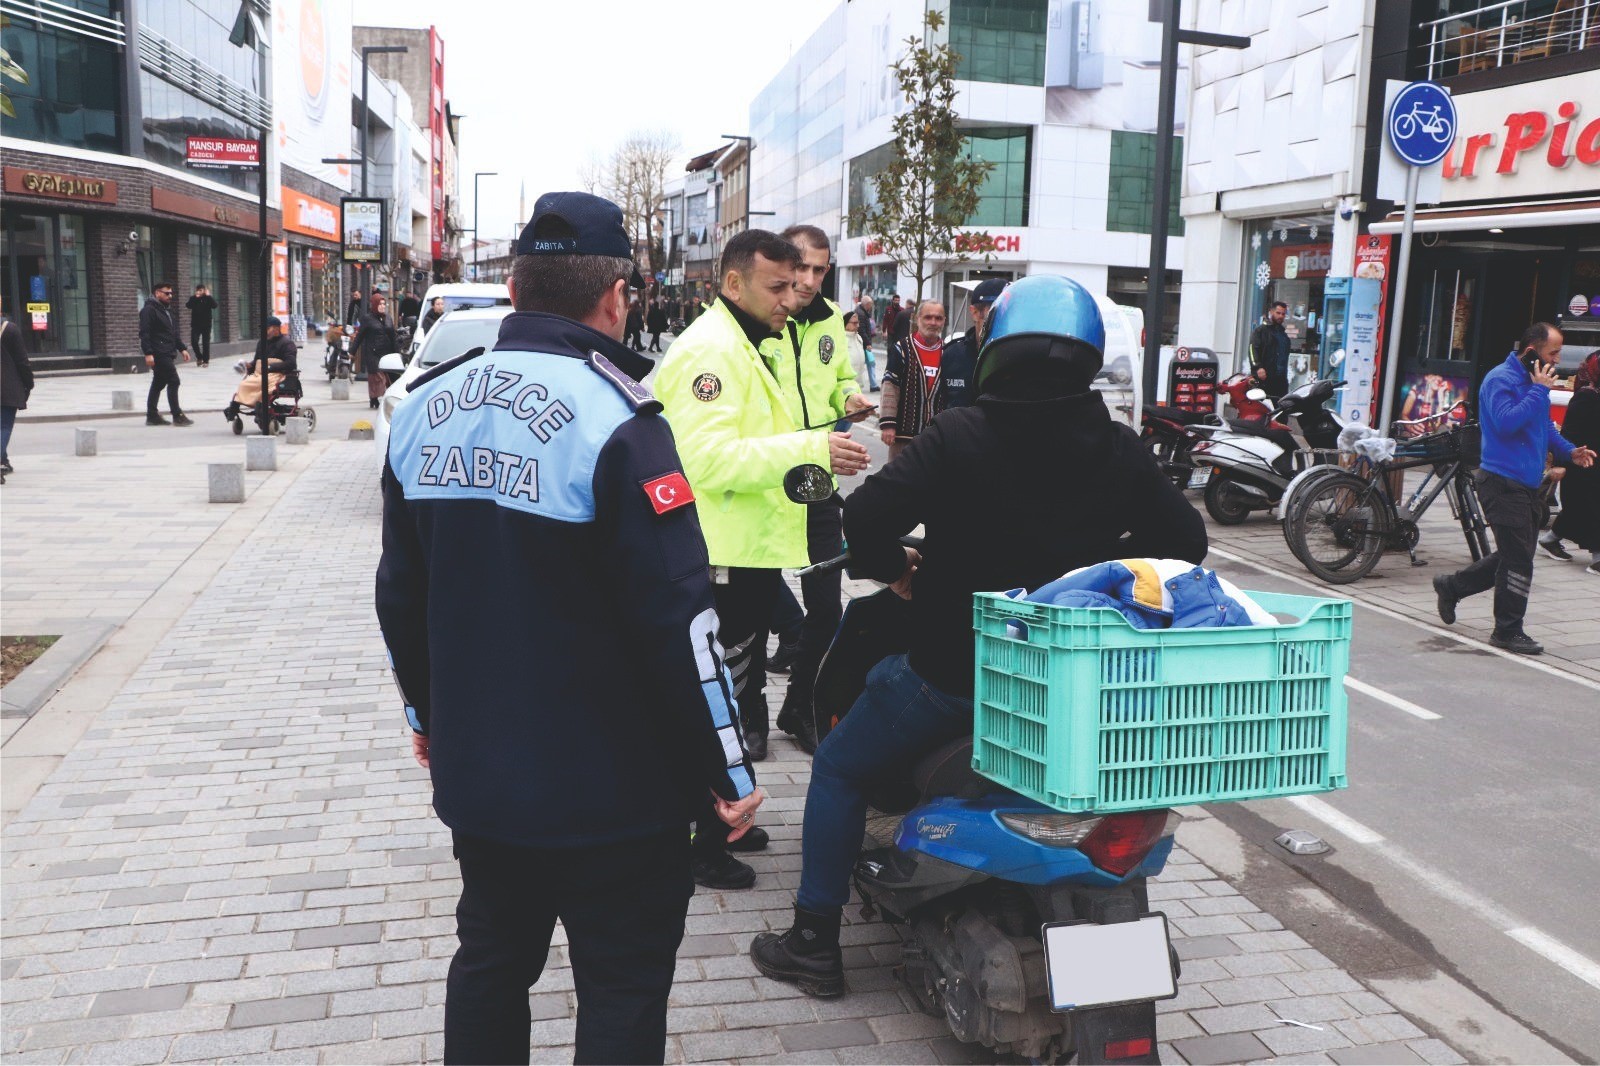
[{"xmin": 1240, "ymin": 216, "xmax": 1335, "ymax": 386}]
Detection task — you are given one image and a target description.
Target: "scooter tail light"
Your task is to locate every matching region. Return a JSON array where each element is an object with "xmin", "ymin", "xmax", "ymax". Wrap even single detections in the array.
[
  {"xmin": 1080, "ymin": 810, "xmax": 1175, "ymax": 877},
  {"xmin": 998, "ymin": 811, "xmax": 1102, "ymax": 847},
  {"xmin": 1105, "ymin": 1037, "xmax": 1154, "ymax": 1060}
]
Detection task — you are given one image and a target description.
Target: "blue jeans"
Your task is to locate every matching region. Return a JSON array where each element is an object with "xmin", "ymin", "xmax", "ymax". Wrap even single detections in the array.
[
  {"xmin": 1, "ymin": 405, "xmax": 16, "ymax": 464},
  {"xmin": 797, "ymin": 654, "xmax": 973, "ymax": 914}
]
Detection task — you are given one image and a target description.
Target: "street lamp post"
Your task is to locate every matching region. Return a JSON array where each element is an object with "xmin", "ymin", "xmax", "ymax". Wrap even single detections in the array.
[{"xmin": 472, "ymin": 171, "xmax": 498, "ymax": 280}]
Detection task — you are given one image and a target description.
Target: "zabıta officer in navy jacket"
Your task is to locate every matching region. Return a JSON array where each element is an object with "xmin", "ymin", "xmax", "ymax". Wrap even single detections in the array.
[{"xmin": 376, "ymin": 191, "xmax": 765, "ymax": 1066}]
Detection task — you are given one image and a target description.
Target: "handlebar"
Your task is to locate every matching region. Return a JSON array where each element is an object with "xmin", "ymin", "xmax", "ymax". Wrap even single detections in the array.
[{"xmin": 797, "ymin": 535, "xmax": 923, "ymax": 578}]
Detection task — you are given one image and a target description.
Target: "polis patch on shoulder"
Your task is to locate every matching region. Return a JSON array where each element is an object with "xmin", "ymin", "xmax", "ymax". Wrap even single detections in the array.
[
  {"xmin": 642, "ymin": 472, "xmax": 695, "ymax": 515},
  {"xmin": 692, "ymin": 372, "xmax": 722, "ymax": 402},
  {"xmin": 819, "ymin": 335, "xmax": 835, "ymax": 363}
]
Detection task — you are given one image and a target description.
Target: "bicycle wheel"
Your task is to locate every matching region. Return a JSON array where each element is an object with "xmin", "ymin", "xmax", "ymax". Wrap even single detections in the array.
[
  {"xmin": 1454, "ymin": 472, "xmax": 1492, "ymax": 561},
  {"xmin": 1281, "ymin": 465, "xmax": 1349, "ymax": 565},
  {"xmin": 1287, "ymin": 471, "xmax": 1388, "ymax": 583}
]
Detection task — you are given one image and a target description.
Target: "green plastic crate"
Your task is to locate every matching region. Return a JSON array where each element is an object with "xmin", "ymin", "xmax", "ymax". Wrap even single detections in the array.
[{"xmin": 971, "ymin": 590, "xmax": 1351, "ymax": 813}]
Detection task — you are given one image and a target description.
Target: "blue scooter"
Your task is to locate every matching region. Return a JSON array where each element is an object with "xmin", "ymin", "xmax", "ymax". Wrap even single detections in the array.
[{"xmin": 802, "ymin": 563, "xmax": 1181, "ymax": 1064}]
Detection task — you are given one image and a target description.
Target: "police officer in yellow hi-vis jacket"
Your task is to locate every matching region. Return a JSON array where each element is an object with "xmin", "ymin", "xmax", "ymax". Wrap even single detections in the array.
[
  {"xmin": 657, "ymin": 229, "xmax": 871, "ymax": 890},
  {"xmin": 761, "ymin": 225, "xmax": 872, "ymax": 756}
]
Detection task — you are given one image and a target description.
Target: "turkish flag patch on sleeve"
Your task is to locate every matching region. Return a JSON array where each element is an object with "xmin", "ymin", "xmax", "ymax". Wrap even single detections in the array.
[{"xmin": 642, "ymin": 472, "xmax": 695, "ymax": 515}]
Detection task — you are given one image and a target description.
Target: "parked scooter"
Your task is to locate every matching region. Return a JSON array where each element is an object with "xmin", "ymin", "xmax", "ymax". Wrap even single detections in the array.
[
  {"xmin": 324, "ymin": 323, "xmax": 352, "ymax": 381},
  {"xmin": 1139, "ymin": 403, "xmax": 1219, "ymax": 489},
  {"xmin": 1190, "ymin": 376, "xmax": 1346, "ymax": 524}
]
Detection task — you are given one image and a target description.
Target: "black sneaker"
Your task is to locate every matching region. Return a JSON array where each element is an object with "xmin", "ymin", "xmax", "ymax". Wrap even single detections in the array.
[
  {"xmin": 726, "ymin": 826, "xmax": 770, "ymax": 853},
  {"xmin": 750, "ymin": 907, "xmax": 845, "ymax": 998},
  {"xmin": 0, "ymin": 459, "xmax": 12, "ymax": 474},
  {"xmin": 768, "ymin": 640, "xmax": 801, "ymax": 674},
  {"xmin": 1490, "ymin": 630, "xmax": 1544, "ymax": 655},
  {"xmin": 1538, "ymin": 536, "xmax": 1573, "ymax": 562},
  {"xmin": 744, "ymin": 730, "xmax": 768, "ymax": 762},
  {"xmin": 693, "ymin": 852, "xmax": 756, "ymax": 891},
  {"xmin": 776, "ymin": 704, "xmax": 819, "ymax": 755},
  {"xmin": 172, "ymin": 414, "xmax": 195, "ymax": 427},
  {"xmin": 146, "ymin": 414, "xmax": 171, "ymax": 426},
  {"xmin": 1432, "ymin": 575, "xmax": 1458, "ymax": 626}
]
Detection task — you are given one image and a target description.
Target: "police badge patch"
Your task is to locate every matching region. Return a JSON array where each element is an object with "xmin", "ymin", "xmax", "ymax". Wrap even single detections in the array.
[
  {"xmin": 818, "ymin": 335, "xmax": 835, "ymax": 363},
  {"xmin": 692, "ymin": 372, "xmax": 722, "ymax": 402}
]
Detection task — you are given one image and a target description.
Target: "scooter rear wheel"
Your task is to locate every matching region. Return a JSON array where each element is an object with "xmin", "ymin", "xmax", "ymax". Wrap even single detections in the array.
[{"xmin": 1204, "ymin": 474, "xmax": 1256, "ymax": 525}]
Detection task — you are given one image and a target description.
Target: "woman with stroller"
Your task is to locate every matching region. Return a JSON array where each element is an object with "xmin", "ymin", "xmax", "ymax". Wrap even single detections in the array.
[{"xmin": 351, "ymin": 293, "xmax": 400, "ymax": 409}]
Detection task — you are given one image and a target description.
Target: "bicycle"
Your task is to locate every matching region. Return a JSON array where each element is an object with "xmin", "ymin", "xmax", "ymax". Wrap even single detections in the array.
[
  {"xmin": 1393, "ymin": 102, "xmax": 1453, "ymax": 144},
  {"xmin": 1282, "ymin": 413, "xmax": 1490, "ymax": 584}
]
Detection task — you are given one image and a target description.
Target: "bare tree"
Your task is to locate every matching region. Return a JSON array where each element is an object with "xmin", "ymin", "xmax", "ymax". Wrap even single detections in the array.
[
  {"xmin": 576, "ymin": 151, "xmax": 605, "ymax": 196},
  {"xmin": 597, "ymin": 131, "xmax": 678, "ymax": 273}
]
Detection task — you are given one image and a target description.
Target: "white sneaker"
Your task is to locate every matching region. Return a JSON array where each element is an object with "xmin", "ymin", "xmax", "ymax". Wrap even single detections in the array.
[
  {"xmin": 1586, "ymin": 558, "xmax": 1600, "ymax": 576},
  {"xmin": 1538, "ymin": 535, "xmax": 1572, "ymax": 562}
]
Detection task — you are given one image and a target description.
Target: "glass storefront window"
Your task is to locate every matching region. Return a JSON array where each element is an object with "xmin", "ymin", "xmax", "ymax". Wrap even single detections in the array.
[
  {"xmin": 236, "ymin": 241, "xmax": 260, "ymax": 340},
  {"xmin": 950, "ymin": 0, "xmax": 1047, "ymax": 86},
  {"xmin": 140, "ymin": 73, "xmax": 262, "ymax": 196},
  {"xmin": 1414, "ymin": 268, "xmax": 1476, "ymax": 363},
  {"xmin": 1240, "ymin": 216, "xmax": 1336, "ymax": 371},
  {"xmin": 1, "ymin": 210, "xmax": 93, "ymax": 354},
  {"xmin": 0, "ymin": 22, "xmax": 122, "ymax": 152},
  {"xmin": 964, "ymin": 128, "xmax": 1031, "ymax": 228},
  {"xmin": 189, "ymin": 234, "xmax": 220, "ymax": 292},
  {"xmin": 1107, "ymin": 132, "xmax": 1184, "ymax": 235}
]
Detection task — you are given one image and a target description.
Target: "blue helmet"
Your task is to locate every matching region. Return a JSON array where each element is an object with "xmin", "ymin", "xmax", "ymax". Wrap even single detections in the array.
[{"xmin": 975, "ymin": 275, "xmax": 1105, "ymax": 393}]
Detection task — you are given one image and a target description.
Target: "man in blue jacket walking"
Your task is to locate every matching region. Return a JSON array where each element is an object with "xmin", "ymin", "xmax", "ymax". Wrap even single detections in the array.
[
  {"xmin": 1435, "ymin": 322, "xmax": 1595, "ymax": 654},
  {"xmin": 377, "ymin": 192, "xmax": 764, "ymax": 1064}
]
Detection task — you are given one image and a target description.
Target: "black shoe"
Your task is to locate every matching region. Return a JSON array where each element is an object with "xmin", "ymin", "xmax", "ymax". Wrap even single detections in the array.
[
  {"xmin": 1490, "ymin": 630, "xmax": 1544, "ymax": 655},
  {"xmin": 750, "ymin": 907, "xmax": 845, "ymax": 998},
  {"xmin": 1432, "ymin": 575, "xmax": 1458, "ymax": 626},
  {"xmin": 768, "ymin": 640, "xmax": 801, "ymax": 674},
  {"xmin": 727, "ymin": 826, "xmax": 770, "ymax": 853},
  {"xmin": 693, "ymin": 852, "xmax": 756, "ymax": 890},
  {"xmin": 1538, "ymin": 536, "xmax": 1573, "ymax": 562},
  {"xmin": 172, "ymin": 413, "xmax": 194, "ymax": 427},
  {"xmin": 146, "ymin": 414, "xmax": 171, "ymax": 426},
  {"xmin": 745, "ymin": 730, "xmax": 768, "ymax": 762},
  {"xmin": 1, "ymin": 459, "xmax": 12, "ymax": 474},
  {"xmin": 776, "ymin": 703, "xmax": 819, "ymax": 755}
]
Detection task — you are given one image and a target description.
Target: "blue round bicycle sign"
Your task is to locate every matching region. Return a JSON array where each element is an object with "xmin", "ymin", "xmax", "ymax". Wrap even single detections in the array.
[{"xmin": 1388, "ymin": 81, "xmax": 1456, "ymax": 166}]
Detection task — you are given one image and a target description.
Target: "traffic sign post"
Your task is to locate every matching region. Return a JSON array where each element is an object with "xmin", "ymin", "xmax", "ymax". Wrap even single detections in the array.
[{"xmin": 1378, "ymin": 81, "xmax": 1456, "ymax": 430}]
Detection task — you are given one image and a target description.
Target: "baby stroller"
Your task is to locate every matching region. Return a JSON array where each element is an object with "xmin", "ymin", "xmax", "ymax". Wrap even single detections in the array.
[{"xmin": 223, "ymin": 359, "xmax": 316, "ymax": 436}]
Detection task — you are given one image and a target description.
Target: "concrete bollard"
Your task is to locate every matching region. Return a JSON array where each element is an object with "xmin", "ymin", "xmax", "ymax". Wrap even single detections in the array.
[
  {"xmin": 111, "ymin": 390, "xmax": 133, "ymax": 411},
  {"xmin": 348, "ymin": 423, "xmax": 375, "ymax": 441},
  {"xmin": 331, "ymin": 378, "xmax": 351, "ymax": 401},
  {"xmin": 208, "ymin": 463, "xmax": 246, "ymax": 503},
  {"xmin": 245, "ymin": 435, "xmax": 277, "ymax": 471},
  {"xmin": 74, "ymin": 428, "xmax": 98, "ymax": 457},
  {"xmin": 284, "ymin": 417, "xmax": 310, "ymax": 445}
]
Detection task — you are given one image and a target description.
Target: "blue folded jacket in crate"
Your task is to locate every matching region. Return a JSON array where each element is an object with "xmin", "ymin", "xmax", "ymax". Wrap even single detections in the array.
[{"xmin": 971, "ymin": 560, "xmax": 1351, "ymax": 814}]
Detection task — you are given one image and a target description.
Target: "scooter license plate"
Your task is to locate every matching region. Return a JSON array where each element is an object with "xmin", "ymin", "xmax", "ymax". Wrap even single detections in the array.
[
  {"xmin": 1042, "ymin": 913, "xmax": 1177, "ymax": 1012},
  {"xmin": 1188, "ymin": 467, "xmax": 1212, "ymax": 490}
]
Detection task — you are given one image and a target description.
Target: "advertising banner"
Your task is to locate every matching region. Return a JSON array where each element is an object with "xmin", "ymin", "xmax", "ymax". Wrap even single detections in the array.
[
  {"xmin": 272, "ymin": 0, "xmax": 353, "ymax": 191},
  {"xmin": 272, "ymin": 244, "xmax": 291, "ymax": 320},
  {"xmin": 1440, "ymin": 69, "xmax": 1600, "ymax": 204},
  {"xmin": 185, "ymin": 137, "xmax": 260, "ymax": 168},
  {"xmin": 283, "ymin": 188, "xmax": 340, "ymax": 242},
  {"xmin": 1397, "ymin": 371, "xmax": 1472, "ymax": 424},
  {"xmin": 393, "ymin": 120, "xmax": 414, "ymax": 243},
  {"xmin": 342, "ymin": 198, "xmax": 386, "ymax": 263}
]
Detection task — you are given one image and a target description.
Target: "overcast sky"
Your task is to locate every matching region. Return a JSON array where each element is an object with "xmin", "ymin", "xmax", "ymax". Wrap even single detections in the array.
[{"xmin": 351, "ymin": 0, "xmax": 840, "ymax": 245}]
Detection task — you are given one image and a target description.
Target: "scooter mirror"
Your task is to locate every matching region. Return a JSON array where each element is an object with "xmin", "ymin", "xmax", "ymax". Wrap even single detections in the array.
[
  {"xmin": 1245, "ymin": 387, "xmax": 1268, "ymax": 401},
  {"xmin": 1330, "ymin": 348, "xmax": 1346, "ymax": 367},
  {"xmin": 784, "ymin": 464, "xmax": 835, "ymax": 505}
]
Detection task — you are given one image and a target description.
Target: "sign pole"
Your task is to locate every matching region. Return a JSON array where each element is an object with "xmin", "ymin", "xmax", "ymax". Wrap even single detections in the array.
[
  {"xmin": 259, "ymin": 132, "xmax": 271, "ymax": 430},
  {"xmin": 1377, "ymin": 166, "xmax": 1419, "ymax": 432}
]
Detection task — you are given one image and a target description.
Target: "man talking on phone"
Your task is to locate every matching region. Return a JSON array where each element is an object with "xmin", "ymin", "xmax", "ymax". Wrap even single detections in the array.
[
  {"xmin": 1435, "ymin": 322, "xmax": 1596, "ymax": 653},
  {"xmin": 762, "ymin": 224, "xmax": 874, "ymax": 753}
]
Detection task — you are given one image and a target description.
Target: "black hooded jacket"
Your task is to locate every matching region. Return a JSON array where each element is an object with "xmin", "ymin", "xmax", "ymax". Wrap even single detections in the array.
[{"xmin": 844, "ymin": 385, "xmax": 1208, "ymax": 697}]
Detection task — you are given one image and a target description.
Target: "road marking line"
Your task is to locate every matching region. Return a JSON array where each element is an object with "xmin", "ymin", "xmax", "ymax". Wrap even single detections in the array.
[
  {"xmin": 1506, "ymin": 927, "xmax": 1600, "ymax": 991},
  {"xmin": 1207, "ymin": 546, "xmax": 1600, "ymax": 692},
  {"xmin": 1343, "ymin": 677, "xmax": 1441, "ymax": 720},
  {"xmin": 1286, "ymin": 795, "xmax": 1386, "ymax": 844}
]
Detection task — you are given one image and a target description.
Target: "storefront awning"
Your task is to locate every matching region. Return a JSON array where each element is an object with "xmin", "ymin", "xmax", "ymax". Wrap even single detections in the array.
[{"xmin": 1370, "ymin": 198, "xmax": 1600, "ymax": 235}]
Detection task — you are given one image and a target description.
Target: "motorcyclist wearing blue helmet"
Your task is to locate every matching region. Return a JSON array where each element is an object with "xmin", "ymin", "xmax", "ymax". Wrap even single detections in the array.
[{"xmin": 751, "ymin": 275, "xmax": 1208, "ymax": 997}]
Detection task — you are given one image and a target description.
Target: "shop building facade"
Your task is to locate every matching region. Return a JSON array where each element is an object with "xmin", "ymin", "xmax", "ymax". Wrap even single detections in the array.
[{"xmin": 2, "ymin": 0, "xmax": 281, "ymax": 369}]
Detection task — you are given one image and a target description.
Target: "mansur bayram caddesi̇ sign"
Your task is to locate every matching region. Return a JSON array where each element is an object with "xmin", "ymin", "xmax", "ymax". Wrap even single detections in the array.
[{"xmin": 185, "ymin": 137, "xmax": 260, "ymax": 168}]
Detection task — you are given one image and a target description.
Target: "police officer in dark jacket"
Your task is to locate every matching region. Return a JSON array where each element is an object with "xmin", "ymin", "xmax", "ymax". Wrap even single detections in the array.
[
  {"xmin": 752, "ymin": 275, "xmax": 1207, "ymax": 996},
  {"xmin": 940, "ymin": 277, "xmax": 1005, "ymax": 412},
  {"xmin": 139, "ymin": 281, "xmax": 193, "ymax": 426},
  {"xmin": 376, "ymin": 191, "xmax": 763, "ymax": 1066}
]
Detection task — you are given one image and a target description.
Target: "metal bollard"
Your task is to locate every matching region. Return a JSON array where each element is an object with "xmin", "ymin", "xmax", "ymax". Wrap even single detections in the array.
[
  {"xmin": 284, "ymin": 417, "xmax": 310, "ymax": 445},
  {"xmin": 208, "ymin": 462, "xmax": 245, "ymax": 503},
  {"xmin": 111, "ymin": 390, "xmax": 133, "ymax": 411},
  {"xmin": 245, "ymin": 435, "xmax": 277, "ymax": 471},
  {"xmin": 331, "ymin": 378, "xmax": 351, "ymax": 401}
]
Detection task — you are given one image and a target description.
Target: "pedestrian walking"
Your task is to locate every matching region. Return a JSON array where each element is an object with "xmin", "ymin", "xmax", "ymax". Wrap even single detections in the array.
[
  {"xmin": 656, "ymin": 228, "xmax": 869, "ymax": 890},
  {"xmin": 377, "ymin": 190, "xmax": 763, "ymax": 1066},
  {"xmin": 350, "ymin": 293, "xmax": 399, "ymax": 409},
  {"xmin": 880, "ymin": 294, "xmax": 902, "ymax": 344},
  {"xmin": 940, "ymin": 278, "xmax": 1005, "ymax": 412},
  {"xmin": 398, "ymin": 289, "xmax": 422, "ymax": 322},
  {"xmin": 140, "ymin": 281, "xmax": 193, "ymax": 427},
  {"xmin": 345, "ymin": 289, "xmax": 364, "ymax": 328},
  {"xmin": 1249, "ymin": 300, "xmax": 1291, "ymax": 397},
  {"xmin": 186, "ymin": 284, "xmax": 218, "ymax": 367},
  {"xmin": 626, "ymin": 301, "xmax": 645, "ymax": 351},
  {"xmin": 647, "ymin": 299, "xmax": 668, "ymax": 353},
  {"xmin": 764, "ymin": 223, "xmax": 874, "ymax": 755},
  {"xmin": 1539, "ymin": 352, "xmax": 1600, "ymax": 574},
  {"xmin": 1434, "ymin": 323, "xmax": 1596, "ymax": 653},
  {"xmin": 879, "ymin": 300, "xmax": 948, "ymax": 460},
  {"xmin": 844, "ymin": 310, "xmax": 876, "ymax": 392},
  {"xmin": 1, "ymin": 298, "xmax": 35, "ymax": 483},
  {"xmin": 854, "ymin": 294, "xmax": 876, "ymax": 352}
]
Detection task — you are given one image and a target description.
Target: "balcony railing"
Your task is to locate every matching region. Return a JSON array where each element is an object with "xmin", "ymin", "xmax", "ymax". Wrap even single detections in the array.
[{"xmin": 1421, "ymin": 0, "xmax": 1600, "ymax": 79}]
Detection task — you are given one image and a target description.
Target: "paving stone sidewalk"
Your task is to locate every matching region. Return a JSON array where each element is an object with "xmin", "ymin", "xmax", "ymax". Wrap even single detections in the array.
[{"xmin": 1, "ymin": 442, "xmax": 1466, "ymax": 1065}]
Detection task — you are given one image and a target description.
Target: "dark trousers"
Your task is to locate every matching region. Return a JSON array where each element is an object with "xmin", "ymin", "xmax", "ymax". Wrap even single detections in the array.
[
  {"xmin": 147, "ymin": 356, "xmax": 182, "ymax": 416},
  {"xmin": 444, "ymin": 829, "xmax": 693, "ymax": 1065},
  {"xmin": 779, "ymin": 496, "xmax": 846, "ymax": 731},
  {"xmin": 190, "ymin": 325, "xmax": 211, "ymax": 365},
  {"xmin": 694, "ymin": 566, "xmax": 783, "ymax": 860},
  {"xmin": 627, "ymin": 329, "xmax": 643, "ymax": 350},
  {"xmin": 648, "ymin": 331, "xmax": 663, "ymax": 353},
  {"xmin": 1446, "ymin": 470, "xmax": 1541, "ymax": 636}
]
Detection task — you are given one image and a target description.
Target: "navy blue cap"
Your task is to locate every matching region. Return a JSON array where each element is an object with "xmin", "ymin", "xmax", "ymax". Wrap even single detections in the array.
[
  {"xmin": 972, "ymin": 278, "xmax": 1007, "ymax": 306},
  {"xmin": 517, "ymin": 191, "xmax": 645, "ymax": 288},
  {"xmin": 265, "ymin": 316, "xmax": 283, "ymax": 328}
]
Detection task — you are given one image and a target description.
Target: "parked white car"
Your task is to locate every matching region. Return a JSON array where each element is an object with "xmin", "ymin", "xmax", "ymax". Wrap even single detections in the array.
[
  {"xmin": 374, "ymin": 306, "xmax": 512, "ymax": 466},
  {"xmin": 410, "ymin": 283, "xmax": 512, "ymax": 352}
]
